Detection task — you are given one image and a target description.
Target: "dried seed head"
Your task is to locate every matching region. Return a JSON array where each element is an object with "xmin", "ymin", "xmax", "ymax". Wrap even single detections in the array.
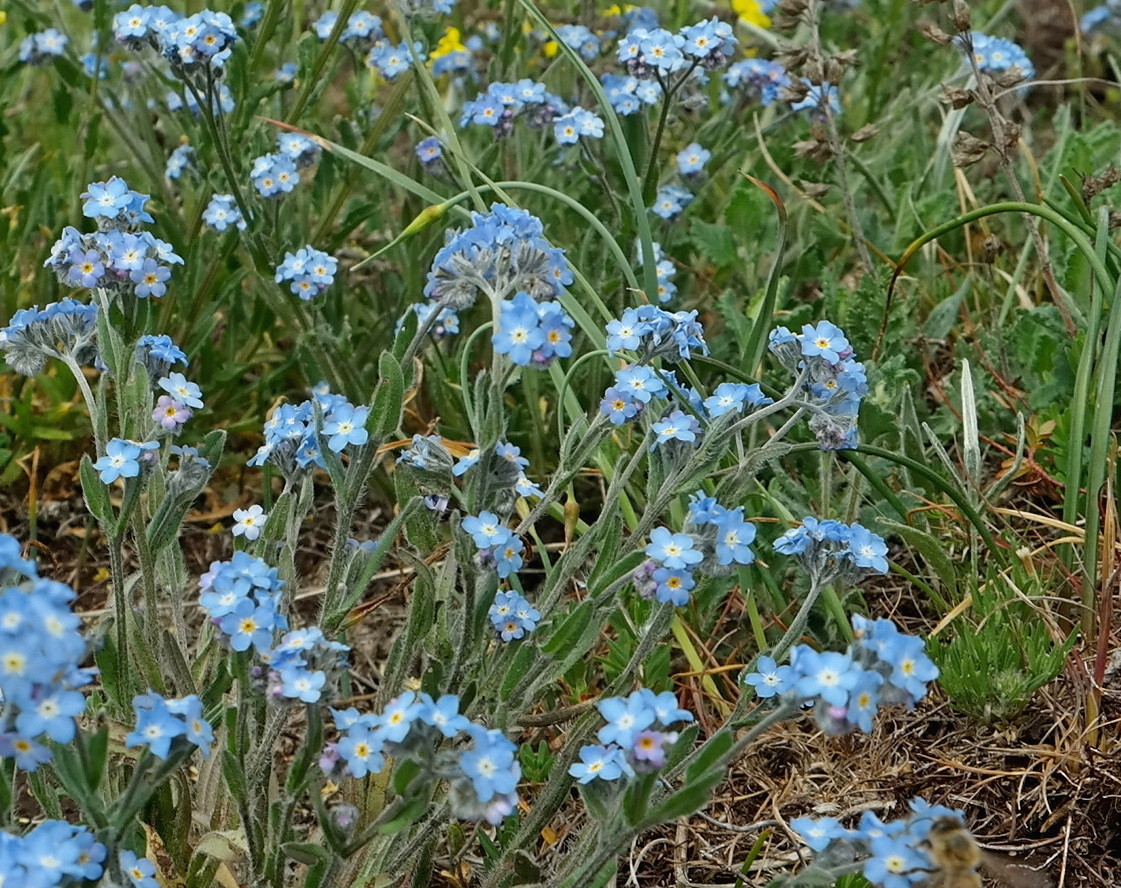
[
  {"xmin": 919, "ymin": 20, "xmax": 952, "ymax": 45},
  {"xmin": 939, "ymin": 85, "xmax": 974, "ymax": 109},
  {"xmin": 952, "ymin": 131, "xmax": 990, "ymax": 167},
  {"xmin": 850, "ymin": 124, "xmax": 879, "ymax": 143},
  {"xmin": 951, "ymin": 0, "xmax": 971, "ymax": 32}
]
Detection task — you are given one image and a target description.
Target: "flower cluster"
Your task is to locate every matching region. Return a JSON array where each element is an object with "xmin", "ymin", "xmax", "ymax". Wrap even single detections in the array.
[
  {"xmin": 492, "ymin": 291, "xmax": 574, "ymax": 367},
  {"xmin": 0, "ymin": 535, "xmax": 93, "ymax": 773},
  {"xmin": 0, "ymin": 299, "xmax": 99, "ymax": 377},
  {"xmin": 202, "ymin": 194, "xmax": 247, "ymax": 232},
  {"xmin": 487, "ymin": 590, "xmax": 541, "ymax": 641},
  {"xmin": 569, "ymin": 689, "xmax": 694, "ymax": 782},
  {"xmin": 324, "ymin": 692, "xmax": 522, "ymax": 824},
  {"xmin": 262, "ymin": 627, "xmax": 350, "ymax": 705},
  {"xmin": 42, "ymin": 178, "xmax": 182, "ymax": 302},
  {"xmin": 275, "ymin": 246, "xmax": 339, "ymax": 300},
  {"xmin": 251, "ymin": 152, "xmax": 299, "ymax": 198},
  {"xmin": 199, "ymin": 551, "xmax": 288, "ymax": 654},
  {"xmin": 18, "ymin": 29, "xmax": 69, "ymax": 65},
  {"xmin": 463, "ymin": 511, "xmax": 526, "ymax": 579},
  {"xmin": 114, "ymin": 6, "xmax": 238, "ymax": 83},
  {"xmin": 399, "ymin": 301, "xmax": 461, "ymax": 339},
  {"xmin": 633, "ymin": 494, "xmax": 758, "ymax": 605},
  {"xmin": 553, "ymin": 106, "xmax": 606, "ymax": 144},
  {"xmin": 601, "ymin": 72, "xmax": 664, "ymax": 115},
  {"xmin": 768, "ymin": 320, "xmax": 866, "ymax": 450},
  {"xmin": 617, "ymin": 18, "xmax": 736, "ymax": 78},
  {"xmin": 460, "ymin": 79, "xmax": 567, "ymax": 139},
  {"xmin": 651, "ymin": 184, "xmax": 695, "ymax": 220},
  {"xmin": 605, "ymin": 305, "xmax": 708, "ymax": 363},
  {"xmin": 0, "ymin": 820, "xmax": 107, "ymax": 886},
  {"xmin": 743, "ymin": 614, "xmax": 938, "ymax": 734},
  {"xmin": 125, "ymin": 692, "xmax": 214, "ymax": 760},
  {"xmin": 965, "ymin": 31, "xmax": 1035, "ymax": 81},
  {"xmin": 424, "ymin": 204, "xmax": 572, "ymax": 308},
  {"xmin": 312, "ymin": 9, "xmax": 384, "ymax": 46},
  {"xmin": 774, "ymin": 516, "xmax": 889, "ymax": 584},
  {"xmin": 136, "ymin": 333, "xmax": 188, "ymax": 380},
  {"xmin": 94, "ymin": 438, "xmax": 158, "ymax": 482},
  {"xmin": 790, "ymin": 798, "xmax": 973, "ymax": 888},
  {"xmin": 641, "ymin": 240, "xmax": 679, "ymax": 302},
  {"xmin": 248, "ymin": 384, "xmax": 368, "ymax": 479},
  {"xmin": 724, "ymin": 58, "xmax": 789, "ymax": 106},
  {"xmin": 165, "ymin": 143, "xmax": 195, "ymax": 179}
]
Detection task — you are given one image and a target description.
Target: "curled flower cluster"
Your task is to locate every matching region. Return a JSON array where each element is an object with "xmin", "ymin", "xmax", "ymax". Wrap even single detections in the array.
[
  {"xmin": 0, "ymin": 820, "xmax": 107, "ymax": 886},
  {"xmin": 136, "ymin": 333, "xmax": 188, "ymax": 380},
  {"xmin": 424, "ymin": 204, "xmax": 572, "ymax": 308},
  {"xmin": 744, "ymin": 614, "xmax": 938, "ymax": 735},
  {"xmin": 202, "ymin": 194, "xmax": 247, "ymax": 232},
  {"xmin": 18, "ymin": 29, "xmax": 69, "ymax": 65},
  {"xmin": 42, "ymin": 177, "xmax": 183, "ymax": 302},
  {"xmin": 605, "ymin": 305, "xmax": 708, "ymax": 364},
  {"xmin": 275, "ymin": 246, "xmax": 339, "ymax": 300},
  {"xmin": 463, "ymin": 510, "xmax": 527, "ymax": 580},
  {"xmin": 165, "ymin": 143, "xmax": 194, "ymax": 179},
  {"xmin": 460, "ymin": 79, "xmax": 568, "ymax": 139},
  {"xmin": 774, "ymin": 516, "xmax": 889, "ymax": 580},
  {"xmin": 248, "ymin": 384, "xmax": 367, "ymax": 479},
  {"xmin": 569, "ymin": 689, "xmax": 694, "ymax": 782},
  {"xmin": 492, "ymin": 291, "xmax": 575, "ymax": 367},
  {"xmin": 487, "ymin": 590, "xmax": 541, "ymax": 641},
  {"xmin": 324, "ymin": 692, "xmax": 521, "ymax": 824},
  {"xmin": 633, "ymin": 493, "xmax": 758, "ymax": 605},
  {"xmin": 262, "ymin": 627, "xmax": 350, "ymax": 705},
  {"xmin": 114, "ymin": 6, "xmax": 238, "ymax": 81},
  {"xmin": 616, "ymin": 18, "xmax": 736, "ymax": 78},
  {"xmin": 723, "ymin": 58, "xmax": 790, "ymax": 106},
  {"xmin": 125, "ymin": 692, "xmax": 214, "ymax": 760},
  {"xmin": 790, "ymin": 797, "xmax": 973, "ymax": 888},
  {"xmin": 0, "ymin": 535, "xmax": 94, "ymax": 772},
  {"xmin": 0, "ymin": 299, "xmax": 99, "ymax": 377},
  {"xmin": 768, "ymin": 320, "xmax": 866, "ymax": 450},
  {"xmin": 964, "ymin": 31, "xmax": 1035, "ymax": 81}
]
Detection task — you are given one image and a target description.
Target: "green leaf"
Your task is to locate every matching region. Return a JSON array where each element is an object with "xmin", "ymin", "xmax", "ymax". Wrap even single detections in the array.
[
  {"xmin": 221, "ymin": 750, "xmax": 248, "ymax": 805},
  {"xmin": 685, "ymin": 728, "xmax": 732, "ymax": 783},
  {"xmin": 642, "ymin": 767, "xmax": 724, "ymax": 826},
  {"xmin": 282, "ymin": 842, "xmax": 332, "ymax": 866},
  {"xmin": 85, "ymin": 726, "xmax": 110, "ymax": 791},
  {"xmin": 377, "ymin": 797, "xmax": 429, "ymax": 835},
  {"xmin": 370, "ymin": 351, "xmax": 404, "ymax": 435},
  {"xmin": 923, "ymin": 278, "xmax": 969, "ymax": 340},
  {"xmin": 499, "ymin": 644, "xmax": 538, "ymax": 701},
  {"xmin": 690, "ymin": 219, "xmax": 739, "ymax": 268},
  {"xmin": 393, "ymin": 758, "xmax": 423, "ymax": 796},
  {"xmin": 541, "ymin": 600, "xmax": 594, "ymax": 657},
  {"xmin": 876, "ymin": 519, "xmax": 959, "ymax": 596},
  {"xmin": 79, "ymin": 454, "xmax": 113, "ymax": 527}
]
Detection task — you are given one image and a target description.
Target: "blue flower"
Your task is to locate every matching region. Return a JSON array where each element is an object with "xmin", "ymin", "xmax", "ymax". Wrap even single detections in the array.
[
  {"xmin": 493, "ymin": 292, "xmax": 545, "ymax": 365},
  {"xmin": 125, "ymin": 694, "xmax": 187, "ymax": 760},
  {"xmin": 82, "ymin": 177, "xmax": 131, "ymax": 219},
  {"xmin": 121, "ymin": 849, "xmax": 161, "ymax": 888},
  {"xmin": 704, "ymin": 382, "xmax": 771, "ymax": 417},
  {"xmin": 863, "ymin": 835, "xmax": 928, "ymax": 888},
  {"xmin": 416, "ymin": 136, "xmax": 443, "ymax": 165},
  {"xmin": 846, "ymin": 524, "xmax": 889, "ymax": 573},
  {"xmin": 323, "ymin": 404, "xmax": 370, "ymax": 452},
  {"xmin": 615, "ymin": 364, "xmax": 667, "ymax": 403},
  {"xmin": 744, "ymin": 656, "xmax": 795, "ymax": 698},
  {"xmin": 651, "ymin": 410, "xmax": 700, "ymax": 450},
  {"xmin": 232, "ymin": 504, "xmax": 268, "ymax": 540},
  {"xmin": 489, "ymin": 590, "xmax": 540, "ymax": 640},
  {"xmin": 378, "ymin": 692, "xmax": 421, "ymax": 743},
  {"xmin": 462, "ymin": 512, "xmax": 511, "ymax": 549},
  {"xmin": 280, "ymin": 664, "xmax": 327, "ymax": 703},
  {"xmin": 599, "ymin": 386, "xmax": 641, "ymax": 425},
  {"xmin": 337, "ymin": 725, "xmax": 386, "ymax": 778},
  {"xmin": 202, "ymin": 194, "xmax": 246, "ymax": 232},
  {"xmin": 459, "ymin": 727, "xmax": 520, "ymax": 803},
  {"xmin": 569, "ymin": 744, "xmax": 631, "ymax": 783},
  {"xmin": 130, "ymin": 259, "xmax": 171, "ymax": 298},
  {"xmin": 219, "ymin": 596, "xmax": 281, "ymax": 653},
  {"xmin": 418, "ymin": 694, "xmax": 471, "ymax": 737},
  {"xmin": 800, "ymin": 321, "xmax": 850, "ymax": 364},
  {"xmin": 491, "ymin": 537, "xmax": 526, "ymax": 580},
  {"xmin": 553, "ymin": 107, "xmax": 604, "ymax": 143},
  {"xmin": 93, "ymin": 439, "xmax": 143, "ymax": 483},
  {"xmin": 713, "ymin": 507, "xmax": 756, "ymax": 566},
  {"xmin": 791, "ymin": 649, "xmax": 862, "ymax": 707},
  {"xmin": 645, "ymin": 527, "xmax": 703, "ymax": 570},
  {"xmin": 790, "ymin": 816, "xmax": 851, "ymax": 853},
  {"xmin": 159, "ymin": 372, "xmax": 204, "ymax": 409},
  {"xmin": 676, "ymin": 142, "xmax": 711, "ymax": 175},
  {"xmin": 652, "ymin": 566, "xmax": 695, "ymax": 605},
  {"xmin": 14, "ymin": 689, "xmax": 86, "ymax": 743},
  {"xmin": 596, "ymin": 694, "xmax": 655, "ymax": 747}
]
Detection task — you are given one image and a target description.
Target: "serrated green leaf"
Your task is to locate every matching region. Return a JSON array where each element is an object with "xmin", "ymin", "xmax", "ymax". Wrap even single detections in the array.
[{"xmin": 690, "ymin": 219, "xmax": 739, "ymax": 268}]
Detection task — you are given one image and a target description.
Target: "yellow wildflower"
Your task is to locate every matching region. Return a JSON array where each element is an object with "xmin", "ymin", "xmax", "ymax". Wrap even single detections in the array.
[
  {"xmin": 732, "ymin": 0, "xmax": 771, "ymax": 28},
  {"xmin": 429, "ymin": 27, "xmax": 467, "ymax": 62}
]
